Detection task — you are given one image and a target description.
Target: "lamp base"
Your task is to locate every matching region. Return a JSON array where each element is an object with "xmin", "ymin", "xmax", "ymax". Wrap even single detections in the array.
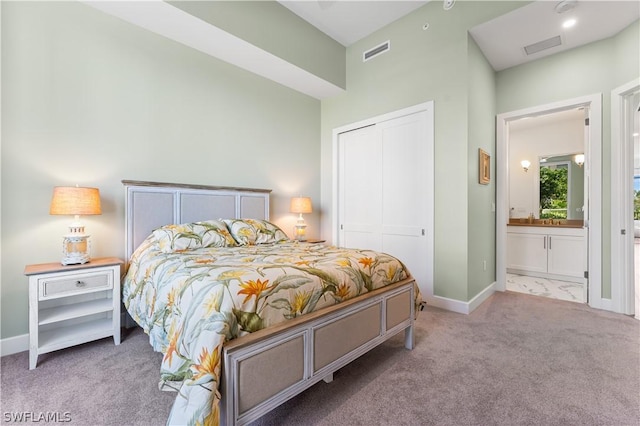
[
  {"xmin": 294, "ymin": 224, "xmax": 307, "ymax": 242},
  {"xmin": 61, "ymin": 234, "xmax": 91, "ymax": 265}
]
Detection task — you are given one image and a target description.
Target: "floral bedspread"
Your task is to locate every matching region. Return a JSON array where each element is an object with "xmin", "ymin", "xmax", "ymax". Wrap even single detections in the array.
[{"xmin": 123, "ymin": 231, "xmax": 411, "ymax": 426}]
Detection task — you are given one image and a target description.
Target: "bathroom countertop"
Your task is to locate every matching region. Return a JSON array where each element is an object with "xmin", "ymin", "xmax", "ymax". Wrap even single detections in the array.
[
  {"xmin": 507, "ymin": 223, "xmax": 583, "ymax": 229},
  {"xmin": 507, "ymin": 219, "xmax": 584, "ymax": 229}
]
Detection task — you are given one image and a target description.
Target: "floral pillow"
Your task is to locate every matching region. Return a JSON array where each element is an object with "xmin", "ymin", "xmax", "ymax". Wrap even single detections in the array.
[
  {"xmin": 152, "ymin": 219, "xmax": 237, "ymax": 253},
  {"xmin": 223, "ymin": 219, "xmax": 289, "ymax": 245}
]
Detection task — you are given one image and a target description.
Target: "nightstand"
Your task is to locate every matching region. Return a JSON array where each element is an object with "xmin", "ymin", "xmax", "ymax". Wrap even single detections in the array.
[{"xmin": 25, "ymin": 257, "xmax": 123, "ymax": 369}]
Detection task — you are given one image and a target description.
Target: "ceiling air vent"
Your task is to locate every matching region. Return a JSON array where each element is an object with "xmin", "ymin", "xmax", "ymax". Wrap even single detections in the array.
[
  {"xmin": 524, "ymin": 35, "xmax": 562, "ymax": 55},
  {"xmin": 363, "ymin": 41, "xmax": 390, "ymax": 62}
]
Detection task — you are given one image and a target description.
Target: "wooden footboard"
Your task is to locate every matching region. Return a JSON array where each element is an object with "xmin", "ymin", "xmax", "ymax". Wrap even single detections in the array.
[{"xmin": 220, "ymin": 277, "xmax": 416, "ymax": 426}]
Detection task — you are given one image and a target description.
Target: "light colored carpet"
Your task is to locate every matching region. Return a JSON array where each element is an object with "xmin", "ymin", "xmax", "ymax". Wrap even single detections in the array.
[{"xmin": 1, "ymin": 291, "xmax": 638, "ymax": 426}]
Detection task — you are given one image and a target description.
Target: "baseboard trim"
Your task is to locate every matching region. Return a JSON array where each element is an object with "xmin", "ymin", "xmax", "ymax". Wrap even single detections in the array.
[
  {"xmin": 426, "ymin": 281, "xmax": 496, "ymax": 315},
  {"xmin": 469, "ymin": 281, "xmax": 496, "ymax": 312},
  {"xmin": 0, "ymin": 333, "xmax": 28, "ymax": 357}
]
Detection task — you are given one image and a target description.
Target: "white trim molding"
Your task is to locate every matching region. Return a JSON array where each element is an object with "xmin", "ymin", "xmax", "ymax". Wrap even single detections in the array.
[
  {"xmin": 497, "ymin": 94, "xmax": 603, "ymax": 310},
  {"xmin": 1, "ymin": 334, "xmax": 29, "ymax": 357},
  {"xmin": 426, "ymin": 282, "xmax": 496, "ymax": 315}
]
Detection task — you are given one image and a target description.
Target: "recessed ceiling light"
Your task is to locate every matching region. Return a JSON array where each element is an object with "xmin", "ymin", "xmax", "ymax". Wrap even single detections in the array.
[{"xmin": 563, "ymin": 18, "xmax": 577, "ymax": 29}]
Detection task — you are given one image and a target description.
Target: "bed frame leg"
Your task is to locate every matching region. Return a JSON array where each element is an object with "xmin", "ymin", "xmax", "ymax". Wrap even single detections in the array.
[
  {"xmin": 404, "ymin": 325, "xmax": 414, "ymax": 350},
  {"xmin": 323, "ymin": 373, "xmax": 334, "ymax": 383}
]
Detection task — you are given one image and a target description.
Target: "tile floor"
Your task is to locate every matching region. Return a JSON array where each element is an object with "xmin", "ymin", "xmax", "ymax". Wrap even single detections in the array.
[{"xmin": 506, "ymin": 273, "xmax": 585, "ymax": 303}]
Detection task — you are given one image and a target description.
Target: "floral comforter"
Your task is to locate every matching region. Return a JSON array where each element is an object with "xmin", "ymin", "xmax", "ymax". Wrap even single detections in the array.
[{"xmin": 123, "ymin": 220, "xmax": 412, "ymax": 426}]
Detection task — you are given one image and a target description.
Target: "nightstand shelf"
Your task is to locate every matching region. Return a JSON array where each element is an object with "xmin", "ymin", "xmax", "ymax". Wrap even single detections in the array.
[
  {"xmin": 39, "ymin": 318, "xmax": 114, "ymax": 353},
  {"xmin": 25, "ymin": 257, "xmax": 123, "ymax": 369},
  {"xmin": 39, "ymin": 298, "xmax": 114, "ymax": 325}
]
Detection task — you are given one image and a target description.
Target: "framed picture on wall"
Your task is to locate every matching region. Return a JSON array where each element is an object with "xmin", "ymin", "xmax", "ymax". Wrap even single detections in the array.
[{"xmin": 479, "ymin": 149, "xmax": 490, "ymax": 185}]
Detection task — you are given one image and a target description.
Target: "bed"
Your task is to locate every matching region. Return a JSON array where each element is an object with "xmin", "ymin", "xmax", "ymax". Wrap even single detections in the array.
[{"xmin": 121, "ymin": 180, "xmax": 419, "ymax": 426}]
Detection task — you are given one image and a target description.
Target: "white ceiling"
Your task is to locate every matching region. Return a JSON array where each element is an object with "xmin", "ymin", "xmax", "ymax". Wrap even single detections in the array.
[
  {"xmin": 470, "ymin": 0, "xmax": 640, "ymax": 71},
  {"xmin": 280, "ymin": 0, "xmax": 640, "ymax": 71},
  {"xmin": 279, "ymin": 1, "xmax": 429, "ymax": 46}
]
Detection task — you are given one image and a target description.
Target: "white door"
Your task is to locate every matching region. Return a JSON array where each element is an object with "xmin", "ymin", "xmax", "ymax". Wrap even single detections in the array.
[
  {"xmin": 611, "ymin": 80, "xmax": 639, "ymax": 316},
  {"xmin": 338, "ymin": 124, "xmax": 383, "ymax": 251},
  {"xmin": 379, "ymin": 112, "xmax": 430, "ymax": 286},
  {"xmin": 337, "ymin": 109, "xmax": 431, "ymax": 296}
]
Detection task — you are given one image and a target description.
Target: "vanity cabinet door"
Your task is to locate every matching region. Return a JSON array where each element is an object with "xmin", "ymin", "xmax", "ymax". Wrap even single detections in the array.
[
  {"xmin": 547, "ymin": 235, "xmax": 584, "ymax": 278},
  {"xmin": 506, "ymin": 233, "xmax": 547, "ymax": 273}
]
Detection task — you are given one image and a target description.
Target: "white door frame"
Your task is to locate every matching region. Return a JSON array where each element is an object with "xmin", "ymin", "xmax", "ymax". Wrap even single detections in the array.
[
  {"xmin": 331, "ymin": 101, "xmax": 434, "ymax": 299},
  {"xmin": 611, "ymin": 78, "xmax": 640, "ymax": 317},
  {"xmin": 497, "ymin": 94, "xmax": 603, "ymax": 309}
]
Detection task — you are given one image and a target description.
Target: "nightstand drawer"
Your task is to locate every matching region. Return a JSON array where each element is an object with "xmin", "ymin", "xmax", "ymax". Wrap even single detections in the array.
[{"xmin": 40, "ymin": 272, "xmax": 112, "ymax": 299}]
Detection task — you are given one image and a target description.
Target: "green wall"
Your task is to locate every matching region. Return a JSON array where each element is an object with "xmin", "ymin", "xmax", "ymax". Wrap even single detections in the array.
[
  {"xmin": 467, "ymin": 34, "xmax": 497, "ymax": 299},
  {"xmin": 168, "ymin": 1, "xmax": 346, "ymax": 89},
  {"xmin": 321, "ymin": 1, "xmax": 522, "ymax": 302},
  {"xmin": 1, "ymin": 1, "xmax": 322, "ymax": 340},
  {"xmin": 496, "ymin": 20, "xmax": 640, "ymax": 299}
]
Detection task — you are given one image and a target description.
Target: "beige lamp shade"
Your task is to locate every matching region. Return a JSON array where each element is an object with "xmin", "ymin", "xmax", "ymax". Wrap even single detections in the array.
[
  {"xmin": 50, "ymin": 186, "xmax": 102, "ymax": 216},
  {"xmin": 290, "ymin": 197, "xmax": 312, "ymax": 214}
]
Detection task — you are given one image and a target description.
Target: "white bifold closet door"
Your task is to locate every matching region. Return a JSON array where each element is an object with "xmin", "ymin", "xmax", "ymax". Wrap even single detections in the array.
[{"xmin": 338, "ymin": 110, "xmax": 430, "ymax": 293}]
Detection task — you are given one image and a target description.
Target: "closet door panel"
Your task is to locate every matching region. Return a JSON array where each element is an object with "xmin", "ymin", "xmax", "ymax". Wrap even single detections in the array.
[
  {"xmin": 379, "ymin": 111, "xmax": 429, "ymax": 287},
  {"xmin": 338, "ymin": 125, "xmax": 383, "ymax": 251},
  {"xmin": 380, "ymin": 112, "xmax": 428, "ymax": 230}
]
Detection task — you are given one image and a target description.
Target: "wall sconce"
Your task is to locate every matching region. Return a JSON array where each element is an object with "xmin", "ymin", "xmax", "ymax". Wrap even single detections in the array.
[
  {"xmin": 574, "ymin": 154, "xmax": 585, "ymax": 167},
  {"xmin": 290, "ymin": 196, "xmax": 312, "ymax": 241},
  {"xmin": 49, "ymin": 186, "xmax": 102, "ymax": 265},
  {"xmin": 521, "ymin": 160, "xmax": 531, "ymax": 172}
]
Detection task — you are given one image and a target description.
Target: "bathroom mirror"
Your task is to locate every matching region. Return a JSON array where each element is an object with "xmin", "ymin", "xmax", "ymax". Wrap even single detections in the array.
[
  {"xmin": 508, "ymin": 108, "xmax": 585, "ymax": 220},
  {"xmin": 538, "ymin": 154, "xmax": 584, "ymax": 220}
]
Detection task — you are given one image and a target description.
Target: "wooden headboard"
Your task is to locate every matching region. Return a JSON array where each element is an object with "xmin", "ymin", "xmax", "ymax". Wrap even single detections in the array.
[{"xmin": 122, "ymin": 180, "xmax": 271, "ymax": 262}]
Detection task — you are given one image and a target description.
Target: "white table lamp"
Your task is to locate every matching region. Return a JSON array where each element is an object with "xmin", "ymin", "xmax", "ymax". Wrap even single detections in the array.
[
  {"xmin": 290, "ymin": 197, "xmax": 312, "ymax": 241},
  {"xmin": 49, "ymin": 186, "xmax": 102, "ymax": 265}
]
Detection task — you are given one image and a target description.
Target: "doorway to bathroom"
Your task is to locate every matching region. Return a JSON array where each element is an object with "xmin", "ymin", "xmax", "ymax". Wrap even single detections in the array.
[
  {"xmin": 504, "ymin": 108, "xmax": 588, "ymax": 304},
  {"xmin": 496, "ymin": 94, "xmax": 603, "ymax": 309}
]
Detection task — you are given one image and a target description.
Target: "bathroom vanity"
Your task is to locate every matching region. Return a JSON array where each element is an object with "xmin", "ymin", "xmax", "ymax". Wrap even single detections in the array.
[{"xmin": 506, "ymin": 220, "xmax": 586, "ymax": 283}]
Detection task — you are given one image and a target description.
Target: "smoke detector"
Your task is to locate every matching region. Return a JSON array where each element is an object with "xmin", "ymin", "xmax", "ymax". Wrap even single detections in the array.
[{"xmin": 555, "ymin": 0, "xmax": 577, "ymax": 14}]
